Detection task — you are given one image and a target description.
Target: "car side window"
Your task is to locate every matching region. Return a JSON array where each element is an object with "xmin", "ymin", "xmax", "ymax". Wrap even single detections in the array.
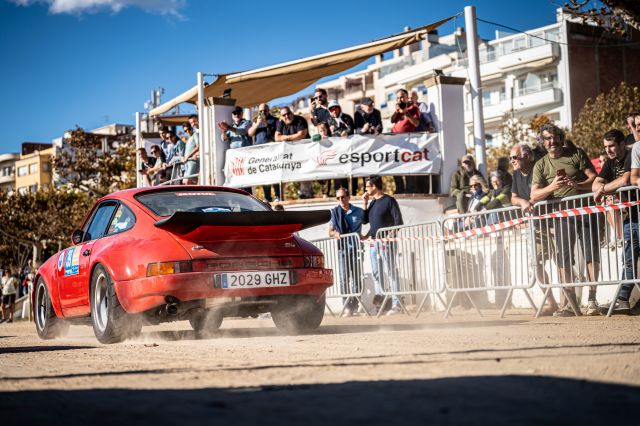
[
  {"xmin": 83, "ymin": 202, "xmax": 118, "ymax": 242},
  {"xmin": 106, "ymin": 204, "xmax": 136, "ymax": 236}
]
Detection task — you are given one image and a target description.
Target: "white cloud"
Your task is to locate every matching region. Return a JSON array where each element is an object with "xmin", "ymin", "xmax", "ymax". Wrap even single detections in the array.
[{"xmin": 9, "ymin": 0, "xmax": 187, "ymax": 18}]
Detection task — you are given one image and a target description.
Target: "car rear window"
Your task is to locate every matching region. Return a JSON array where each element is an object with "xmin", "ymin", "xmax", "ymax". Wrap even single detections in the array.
[{"xmin": 135, "ymin": 190, "xmax": 269, "ymax": 217}]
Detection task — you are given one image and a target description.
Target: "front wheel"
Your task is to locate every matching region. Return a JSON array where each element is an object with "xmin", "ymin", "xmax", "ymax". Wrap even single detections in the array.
[
  {"xmin": 272, "ymin": 293, "xmax": 326, "ymax": 335},
  {"xmin": 34, "ymin": 278, "xmax": 69, "ymax": 339},
  {"xmin": 90, "ymin": 264, "xmax": 141, "ymax": 344}
]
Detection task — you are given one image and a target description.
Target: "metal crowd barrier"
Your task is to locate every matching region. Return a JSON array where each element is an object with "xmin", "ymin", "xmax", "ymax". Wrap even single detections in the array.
[
  {"xmin": 373, "ymin": 220, "xmax": 446, "ymax": 317},
  {"xmin": 309, "ymin": 233, "xmax": 366, "ymax": 316},
  {"xmin": 439, "ymin": 205, "xmax": 537, "ymax": 318},
  {"xmin": 531, "ymin": 185, "xmax": 640, "ymax": 317}
]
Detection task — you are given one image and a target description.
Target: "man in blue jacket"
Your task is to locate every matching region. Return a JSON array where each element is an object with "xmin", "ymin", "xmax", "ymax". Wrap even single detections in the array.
[{"xmin": 329, "ymin": 187, "xmax": 364, "ymax": 316}]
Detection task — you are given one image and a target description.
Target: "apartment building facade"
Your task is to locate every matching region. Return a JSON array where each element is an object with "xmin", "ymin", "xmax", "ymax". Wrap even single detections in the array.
[
  {"xmin": 296, "ymin": 10, "xmax": 640, "ymax": 146},
  {"xmin": 14, "ymin": 146, "xmax": 54, "ymax": 194},
  {"xmin": 0, "ymin": 153, "xmax": 19, "ymax": 194}
]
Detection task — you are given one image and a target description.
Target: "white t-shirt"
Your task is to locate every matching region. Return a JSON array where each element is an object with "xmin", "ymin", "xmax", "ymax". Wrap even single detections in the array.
[
  {"xmin": 630, "ymin": 141, "xmax": 640, "ymax": 169},
  {"xmin": 2, "ymin": 276, "xmax": 17, "ymax": 295}
]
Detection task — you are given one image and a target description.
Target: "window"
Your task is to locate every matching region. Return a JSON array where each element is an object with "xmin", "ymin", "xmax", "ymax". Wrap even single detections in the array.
[
  {"xmin": 17, "ymin": 166, "xmax": 27, "ymax": 177},
  {"xmin": 29, "ymin": 163, "xmax": 38, "ymax": 174},
  {"xmin": 135, "ymin": 190, "xmax": 269, "ymax": 217},
  {"xmin": 42, "ymin": 163, "xmax": 50, "ymax": 172},
  {"xmin": 83, "ymin": 202, "xmax": 118, "ymax": 242},
  {"xmin": 106, "ymin": 204, "xmax": 136, "ymax": 236},
  {"xmin": 18, "ymin": 187, "xmax": 27, "ymax": 195},
  {"xmin": 29, "ymin": 184, "xmax": 38, "ymax": 193},
  {"xmin": 513, "ymin": 36, "xmax": 527, "ymax": 52}
]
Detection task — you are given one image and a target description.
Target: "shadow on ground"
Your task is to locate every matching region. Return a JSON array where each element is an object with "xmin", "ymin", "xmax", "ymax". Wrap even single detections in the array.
[
  {"xmin": 144, "ymin": 319, "xmax": 528, "ymax": 341},
  {"xmin": 0, "ymin": 375, "xmax": 638, "ymax": 425}
]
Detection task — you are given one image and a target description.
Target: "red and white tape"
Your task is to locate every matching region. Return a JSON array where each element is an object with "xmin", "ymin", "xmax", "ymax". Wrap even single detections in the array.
[{"xmin": 363, "ymin": 200, "xmax": 640, "ymax": 245}]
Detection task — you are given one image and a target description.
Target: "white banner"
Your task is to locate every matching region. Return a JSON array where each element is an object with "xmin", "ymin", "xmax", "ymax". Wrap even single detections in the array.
[{"xmin": 223, "ymin": 133, "xmax": 440, "ymax": 188}]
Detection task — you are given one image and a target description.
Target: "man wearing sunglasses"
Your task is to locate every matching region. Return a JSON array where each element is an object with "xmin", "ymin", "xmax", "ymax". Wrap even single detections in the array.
[
  {"xmin": 275, "ymin": 106, "xmax": 312, "ymax": 198},
  {"xmin": 450, "ymin": 154, "xmax": 487, "ymax": 214},
  {"xmin": 309, "ymin": 88, "xmax": 331, "ymax": 127},
  {"xmin": 329, "ymin": 187, "xmax": 364, "ymax": 316}
]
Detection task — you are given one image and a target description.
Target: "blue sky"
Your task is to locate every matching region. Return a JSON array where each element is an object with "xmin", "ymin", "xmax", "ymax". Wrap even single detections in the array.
[{"xmin": 0, "ymin": 0, "xmax": 561, "ymax": 153}]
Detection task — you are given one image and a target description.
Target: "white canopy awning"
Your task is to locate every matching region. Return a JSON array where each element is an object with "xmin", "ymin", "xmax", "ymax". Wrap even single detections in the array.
[{"xmin": 150, "ymin": 16, "xmax": 454, "ymax": 117}]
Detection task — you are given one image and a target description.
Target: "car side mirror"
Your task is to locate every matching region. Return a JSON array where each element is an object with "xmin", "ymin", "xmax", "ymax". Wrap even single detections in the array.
[{"xmin": 71, "ymin": 229, "xmax": 84, "ymax": 245}]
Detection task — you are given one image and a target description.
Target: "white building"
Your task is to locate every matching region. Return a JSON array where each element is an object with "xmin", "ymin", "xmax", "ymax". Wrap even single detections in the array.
[{"xmin": 302, "ymin": 9, "xmax": 640, "ymax": 147}]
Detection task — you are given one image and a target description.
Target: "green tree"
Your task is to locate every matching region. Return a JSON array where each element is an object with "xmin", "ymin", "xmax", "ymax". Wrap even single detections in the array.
[
  {"xmin": 570, "ymin": 81, "xmax": 640, "ymax": 157},
  {"xmin": 53, "ymin": 127, "xmax": 136, "ymax": 197},
  {"xmin": 0, "ymin": 189, "xmax": 94, "ymax": 268}
]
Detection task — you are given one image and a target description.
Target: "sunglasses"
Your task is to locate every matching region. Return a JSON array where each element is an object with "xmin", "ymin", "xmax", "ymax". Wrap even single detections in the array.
[
  {"xmin": 282, "ymin": 112, "xmax": 292, "ymax": 117},
  {"xmin": 509, "ymin": 155, "xmax": 520, "ymax": 161}
]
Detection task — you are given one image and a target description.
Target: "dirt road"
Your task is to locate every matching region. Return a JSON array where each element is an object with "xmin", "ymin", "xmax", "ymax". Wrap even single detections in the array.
[{"xmin": 1, "ymin": 311, "xmax": 639, "ymax": 425}]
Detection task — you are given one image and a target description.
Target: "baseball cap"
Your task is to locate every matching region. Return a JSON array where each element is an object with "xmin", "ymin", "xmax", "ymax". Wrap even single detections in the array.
[
  {"xmin": 461, "ymin": 154, "xmax": 474, "ymax": 164},
  {"xmin": 328, "ymin": 100, "xmax": 341, "ymax": 109},
  {"xmin": 360, "ymin": 97, "xmax": 374, "ymax": 106},
  {"xmin": 232, "ymin": 106, "xmax": 243, "ymax": 114}
]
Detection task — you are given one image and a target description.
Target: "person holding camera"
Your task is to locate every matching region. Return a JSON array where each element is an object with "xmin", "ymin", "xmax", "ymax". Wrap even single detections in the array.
[
  {"xmin": 355, "ymin": 97, "xmax": 383, "ymax": 135},
  {"xmin": 390, "ymin": 89, "xmax": 420, "ymax": 194},
  {"xmin": 218, "ymin": 106, "xmax": 252, "ymax": 149},
  {"xmin": 309, "ymin": 88, "xmax": 331, "ymax": 126},
  {"xmin": 249, "ymin": 103, "xmax": 281, "ymax": 202}
]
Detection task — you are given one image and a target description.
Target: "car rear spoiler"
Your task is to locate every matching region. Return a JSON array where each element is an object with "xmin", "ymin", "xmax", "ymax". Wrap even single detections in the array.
[{"xmin": 154, "ymin": 210, "xmax": 330, "ymax": 235}]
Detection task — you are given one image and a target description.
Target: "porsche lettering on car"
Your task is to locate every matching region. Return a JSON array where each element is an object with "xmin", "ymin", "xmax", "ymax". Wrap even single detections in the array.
[{"xmin": 33, "ymin": 186, "xmax": 333, "ymax": 343}]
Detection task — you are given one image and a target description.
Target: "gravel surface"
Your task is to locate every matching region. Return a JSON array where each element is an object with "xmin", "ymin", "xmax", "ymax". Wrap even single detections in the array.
[{"xmin": 1, "ymin": 310, "xmax": 639, "ymax": 425}]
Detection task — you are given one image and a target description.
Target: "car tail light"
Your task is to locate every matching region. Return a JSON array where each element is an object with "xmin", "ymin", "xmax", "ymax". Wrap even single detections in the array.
[
  {"xmin": 304, "ymin": 255, "xmax": 324, "ymax": 269},
  {"xmin": 146, "ymin": 261, "xmax": 192, "ymax": 277}
]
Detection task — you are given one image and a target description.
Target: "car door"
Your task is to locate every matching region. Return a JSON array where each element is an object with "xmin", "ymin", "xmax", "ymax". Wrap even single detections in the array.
[{"xmin": 59, "ymin": 201, "xmax": 118, "ymax": 315}]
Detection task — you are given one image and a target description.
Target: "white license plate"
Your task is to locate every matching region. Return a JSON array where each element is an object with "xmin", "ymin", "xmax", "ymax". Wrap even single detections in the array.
[{"xmin": 217, "ymin": 271, "xmax": 290, "ymax": 289}]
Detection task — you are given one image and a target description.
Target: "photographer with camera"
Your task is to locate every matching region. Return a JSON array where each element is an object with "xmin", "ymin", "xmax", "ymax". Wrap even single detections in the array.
[
  {"xmin": 249, "ymin": 103, "xmax": 281, "ymax": 202},
  {"xmin": 390, "ymin": 89, "xmax": 420, "ymax": 194},
  {"xmin": 309, "ymin": 88, "xmax": 331, "ymax": 126},
  {"xmin": 355, "ymin": 97, "xmax": 383, "ymax": 135}
]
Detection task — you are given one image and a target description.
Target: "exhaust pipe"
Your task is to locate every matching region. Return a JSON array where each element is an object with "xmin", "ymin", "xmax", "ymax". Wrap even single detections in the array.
[{"xmin": 159, "ymin": 296, "xmax": 180, "ymax": 316}]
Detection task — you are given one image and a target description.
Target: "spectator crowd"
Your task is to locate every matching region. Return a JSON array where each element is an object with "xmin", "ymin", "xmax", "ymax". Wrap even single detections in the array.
[{"xmin": 138, "ymin": 88, "xmax": 437, "ymax": 201}]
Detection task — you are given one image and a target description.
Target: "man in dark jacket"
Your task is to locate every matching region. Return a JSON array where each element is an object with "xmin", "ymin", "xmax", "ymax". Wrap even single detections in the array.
[
  {"xmin": 362, "ymin": 175, "xmax": 404, "ymax": 315},
  {"xmin": 450, "ymin": 154, "xmax": 487, "ymax": 213}
]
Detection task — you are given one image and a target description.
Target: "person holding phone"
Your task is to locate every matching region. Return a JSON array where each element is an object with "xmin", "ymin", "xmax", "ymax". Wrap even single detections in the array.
[{"xmin": 531, "ymin": 123, "xmax": 599, "ymax": 317}]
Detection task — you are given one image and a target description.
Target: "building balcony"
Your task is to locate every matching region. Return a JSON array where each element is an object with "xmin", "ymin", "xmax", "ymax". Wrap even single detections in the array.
[
  {"xmin": 0, "ymin": 175, "xmax": 15, "ymax": 185},
  {"xmin": 450, "ymin": 42, "xmax": 559, "ymax": 80},
  {"xmin": 464, "ymin": 86, "xmax": 562, "ymax": 123}
]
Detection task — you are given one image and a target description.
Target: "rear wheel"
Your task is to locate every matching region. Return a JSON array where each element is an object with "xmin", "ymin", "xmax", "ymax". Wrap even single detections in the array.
[
  {"xmin": 272, "ymin": 293, "xmax": 326, "ymax": 334},
  {"xmin": 90, "ymin": 264, "xmax": 142, "ymax": 344},
  {"xmin": 189, "ymin": 309, "xmax": 223, "ymax": 338},
  {"xmin": 34, "ymin": 278, "xmax": 69, "ymax": 339}
]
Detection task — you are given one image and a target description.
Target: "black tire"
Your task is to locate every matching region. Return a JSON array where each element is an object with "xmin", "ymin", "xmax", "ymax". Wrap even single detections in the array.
[
  {"xmin": 34, "ymin": 278, "xmax": 69, "ymax": 339},
  {"xmin": 272, "ymin": 293, "xmax": 326, "ymax": 335},
  {"xmin": 90, "ymin": 264, "xmax": 142, "ymax": 344},
  {"xmin": 189, "ymin": 309, "xmax": 223, "ymax": 338}
]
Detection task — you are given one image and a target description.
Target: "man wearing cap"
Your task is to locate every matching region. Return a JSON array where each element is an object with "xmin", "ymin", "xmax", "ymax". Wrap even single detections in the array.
[
  {"xmin": 309, "ymin": 88, "xmax": 331, "ymax": 126},
  {"xmin": 327, "ymin": 100, "xmax": 355, "ymax": 137},
  {"xmin": 450, "ymin": 154, "xmax": 487, "ymax": 214},
  {"xmin": 355, "ymin": 98, "xmax": 383, "ymax": 135},
  {"xmin": 218, "ymin": 107, "xmax": 252, "ymax": 149}
]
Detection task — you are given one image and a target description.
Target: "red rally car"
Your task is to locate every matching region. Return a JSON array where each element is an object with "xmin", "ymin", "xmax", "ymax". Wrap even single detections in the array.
[{"xmin": 33, "ymin": 186, "xmax": 333, "ymax": 344}]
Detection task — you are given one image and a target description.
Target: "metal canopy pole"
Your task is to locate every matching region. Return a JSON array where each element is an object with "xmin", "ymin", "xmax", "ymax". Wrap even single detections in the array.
[
  {"xmin": 135, "ymin": 111, "xmax": 142, "ymax": 188},
  {"xmin": 464, "ymin": 5, "xmax": 486, "ymax": 176},
  {"xmin": 197, "ymin": 71, "xmax": 208, "ymax": 185}
]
